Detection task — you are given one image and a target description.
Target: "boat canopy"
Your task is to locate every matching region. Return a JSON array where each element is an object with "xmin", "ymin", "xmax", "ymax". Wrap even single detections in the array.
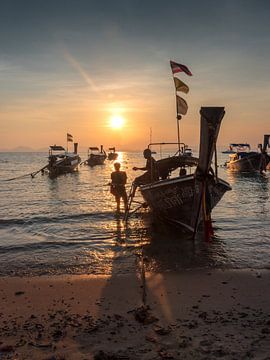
[
  {"xmin": 89, "ymin": 147, "xmax": 99, "ymax": 151},
  {"xmin": 50, "ymin": 145, "xmax": 65, "ymax": 151},
  {"xmin": 157, "ymin": 155, "xmax": 199, "ymax": 178},
  {"xmin": 230, "ymin": 143, "xmax": 250, "ymax": 148},
  {"xmin": 109, "ymin": 147, "xmax": 115, "ymax": 151}
]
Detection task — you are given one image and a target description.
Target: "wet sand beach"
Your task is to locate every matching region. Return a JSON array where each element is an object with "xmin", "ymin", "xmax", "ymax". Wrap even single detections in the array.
[{"xmin": 0, "ymin": 269, "xmax": 269, "ymax": 359}]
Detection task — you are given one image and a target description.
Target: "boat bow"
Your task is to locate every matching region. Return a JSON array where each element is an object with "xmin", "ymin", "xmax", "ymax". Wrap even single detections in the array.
[{"xmin": 191, "ymin": 107, "xmax": 226, "ymax": 236}]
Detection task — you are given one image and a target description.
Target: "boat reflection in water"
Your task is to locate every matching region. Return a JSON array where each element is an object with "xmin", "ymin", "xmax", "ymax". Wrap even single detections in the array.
[{"xmin": 140, "ymin": 223, "xmax": 228, "ymax": 272}]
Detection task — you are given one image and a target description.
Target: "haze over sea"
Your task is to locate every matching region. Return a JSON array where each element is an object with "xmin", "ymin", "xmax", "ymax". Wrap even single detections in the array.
[{"xmin": 0, "ymin": 151, "xmax": 269, "ymax": 276}]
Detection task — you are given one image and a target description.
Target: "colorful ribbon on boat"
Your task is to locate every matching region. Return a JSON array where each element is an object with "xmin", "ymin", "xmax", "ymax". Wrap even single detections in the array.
[{"xmin": 202, "ymin": 181, "xmax": 214, "ymax": 242}]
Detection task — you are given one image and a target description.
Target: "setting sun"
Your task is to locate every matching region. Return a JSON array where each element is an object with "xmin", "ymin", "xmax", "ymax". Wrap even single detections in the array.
[{"xmin": 110, "ymin": 115, "xmax": 125, "ymax": 129}]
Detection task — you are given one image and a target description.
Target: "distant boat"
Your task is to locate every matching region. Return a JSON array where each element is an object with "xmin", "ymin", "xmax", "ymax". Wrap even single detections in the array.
[
  {"xmin": 47, "ymin": 143, "xmax": 81, "ymax": 178},
  {"xmin": 85, "ymin": 145, "xmax": 107, "ymax": 166},
  {"xmin": 225, "ymin": 136, "xmax": 270, "ymax": 172},
  {"xmin": 183, "ymin": 145, "xmax": 193, "ymax": 156},
  {"xmin": 263, "ymin": 134, "xmax": 270, "ymax": 171},
  {"xmin": 107, "ymin": 147, "xmax": 118, "ymax": 161},
  {"xmin": 222, "ymin": 143, "xmax": 250, "ymax": 154}
]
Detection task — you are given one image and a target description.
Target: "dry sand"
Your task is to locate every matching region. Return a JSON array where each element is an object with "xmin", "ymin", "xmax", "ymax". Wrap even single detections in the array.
[{"xmin": 0, "ymin": 269, "xmax": 269, "ymax": 359}]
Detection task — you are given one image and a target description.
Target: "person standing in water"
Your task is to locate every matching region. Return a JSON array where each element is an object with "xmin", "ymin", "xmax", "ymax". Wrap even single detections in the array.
[{"xmin": 110, "ymin": 162, "xmax": 128, "ymax": 212}]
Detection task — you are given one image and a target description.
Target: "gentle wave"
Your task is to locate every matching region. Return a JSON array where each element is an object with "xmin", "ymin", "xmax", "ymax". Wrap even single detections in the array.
[{"xmin": 0, "ymin": 211, "xmax": 115, "ymax": 227}]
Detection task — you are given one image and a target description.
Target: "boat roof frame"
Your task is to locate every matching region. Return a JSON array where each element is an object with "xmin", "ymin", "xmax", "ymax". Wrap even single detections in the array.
[
  {"xmin": 230, "ymin": 143, "xmax": 250, "ymax": 148},
  {"xmin": 49, "ymin": 145, "xmax": 65, "ymax": 151},
  {"xmin": 147, "ymin": 142, "xmax": 189, "ymax": 156}
]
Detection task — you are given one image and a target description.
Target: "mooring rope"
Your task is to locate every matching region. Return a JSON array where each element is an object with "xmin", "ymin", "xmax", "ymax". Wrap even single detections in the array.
[
  {"xmin": 1, "ymin": 164, "xmax": 48, "ymax": 182},
  {"xmin": 1, "ymin": 172, "xmax": 35, "ymax": 182}
]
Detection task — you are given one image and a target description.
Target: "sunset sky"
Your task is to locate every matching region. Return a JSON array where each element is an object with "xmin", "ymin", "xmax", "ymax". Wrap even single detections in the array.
[{"xmin": 0, "ymin": 0, "xmax": 270, "ymax": 151}]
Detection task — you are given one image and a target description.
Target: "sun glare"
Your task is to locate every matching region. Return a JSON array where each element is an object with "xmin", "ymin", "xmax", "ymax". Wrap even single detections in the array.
[{"xmin": 110, "ymin": 115, "xmax": 125, "ymax": 129}]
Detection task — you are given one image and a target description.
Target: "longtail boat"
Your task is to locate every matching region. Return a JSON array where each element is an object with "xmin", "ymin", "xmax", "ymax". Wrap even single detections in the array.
[
  {"xmin": 138, "ymin": 107, "xmax": 231, "ymax": 234},
  {"xmin": 85, "ymin": 145, "xmax": 107, "ymax": 166},
  {"xmin": 225, "ymin": 136, "xmax": 270, "ymax": 172},
  {"xmin": 262, "ymin": 134, "xmax": 270, "ymax": 171},
  {"xmin": 47, "ymin": 143, "xmax": 81, "ymax": 178},
  {"xmin": 107, "ymin": 147, "xmax": 118, "ymax": 161},
  {"xmin": 125, "ymin": 61, "xmax": 231, "ymax": 238}
]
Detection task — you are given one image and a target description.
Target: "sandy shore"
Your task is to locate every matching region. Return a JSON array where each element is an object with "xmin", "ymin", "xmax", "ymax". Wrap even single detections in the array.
[{"xmin": 0, "ymin": 269, "xmax": 269, "ymax": 359}]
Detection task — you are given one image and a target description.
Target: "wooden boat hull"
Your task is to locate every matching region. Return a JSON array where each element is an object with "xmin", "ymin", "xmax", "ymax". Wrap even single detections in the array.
[
  {"xmin": 140, "ymin": 174, "xmax": 231, "ymax": 232},
  {"xmin": 48, "ymin": 156, "xmax": 80, "ymax": 177},
  {"xmin": 226, "ymin": 153, "xmax": 269, "ymax": 172},
  {"xmin": 86, "ymin": 154, "xmax": 107, "ymax": 166}
]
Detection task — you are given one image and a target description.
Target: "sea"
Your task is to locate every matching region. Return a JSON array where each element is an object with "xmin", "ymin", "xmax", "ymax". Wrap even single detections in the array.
[{"xmin": 0, "ymin": 150, "xmax": 269, "ymax": 276}]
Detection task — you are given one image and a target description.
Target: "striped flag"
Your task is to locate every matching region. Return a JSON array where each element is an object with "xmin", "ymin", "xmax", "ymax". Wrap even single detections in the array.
[
  {"xmin": 67, "ymin": 133, "xmax": 73, "ymax": 142},
  {"xmin": 174, "ymin": 77, "xmax": 189, "ymax": 94},
  {"xmin": 170, "ymin": 60, "xmax": 192, "ymax": 76},
  {"xmin": 176, "ymin": 95, "xmax": 188, "ymax": 115}
]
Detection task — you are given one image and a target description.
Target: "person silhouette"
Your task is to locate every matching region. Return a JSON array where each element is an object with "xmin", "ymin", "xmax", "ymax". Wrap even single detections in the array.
[
  {"xmin": 133, "ymin": 148, "xmax": 159, "ymax": 186},
  {"xmin": 110, "ymin": 162, "xmax": 128, "ymax": 211}
]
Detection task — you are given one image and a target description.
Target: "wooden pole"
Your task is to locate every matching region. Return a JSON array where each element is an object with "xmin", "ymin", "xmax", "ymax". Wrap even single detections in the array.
[
  {"xmin": 214, "ymin": 142, "xmax": 218, "ymax": 181},
  {"xmin": 175, "ymin": 92, "xmax": 181, "ymax": 154},
  {"xmin": 172, "ymin": 74, "xmax": 181, "ymax": 154},
  {"xmin": 177, "ymin": 115, "xmax": 182, "ymax": 154}
]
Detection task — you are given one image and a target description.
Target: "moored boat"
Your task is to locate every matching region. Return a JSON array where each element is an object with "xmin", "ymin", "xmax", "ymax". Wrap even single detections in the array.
[
  {"xmin": 125, "ymin": 61, "xmax": 231, "ymax": 237},
  {"xmin": 139, "ymin": 107, "xmax": 231, "ymax": 234},
  {"xmin": 86, "ymin": 145, "xmax": 107, "ymax": 166},
  {"xmin": 183, "ymin": 145, "xmax": 193, "ymax": 156},
  {"xmin": 222, "ymin": 143, "xmax": 250, "ymax": 154},
  {"xmin": 225, "ymin": 137, "xmax": 270, "ymax": 172},
  {"xmin": 262, "ymin": 134, "xmax": 270, "ymax": 170},
  {"xmin": 47, "ymin": 142, "xmax": 81, "ymax": 178},
  {"xmin": 107, "ymin": 147, "xmax": 118, "ymax": 161}
]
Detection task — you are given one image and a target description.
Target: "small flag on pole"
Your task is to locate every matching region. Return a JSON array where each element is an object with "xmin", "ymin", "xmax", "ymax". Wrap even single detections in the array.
[
  {"xmin": 67, "ymin": 133, "xmax": 73, "ymax": 142},
  {"xmin": 170, "ymin": 60, "xmax": 192, "ymax": 76},
  {"xmin": 174, "ymin": 77, "xmax": 189, "ymax": 94},
  {"xmin": 176, "ymin": 95, "xmax": 188, "ymax": 115}
]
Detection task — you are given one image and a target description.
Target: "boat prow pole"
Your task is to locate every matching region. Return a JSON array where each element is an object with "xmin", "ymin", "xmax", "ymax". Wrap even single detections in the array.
[{"xmin": 191, "ymin": 107, "xmax": 225, "ymax": 240}]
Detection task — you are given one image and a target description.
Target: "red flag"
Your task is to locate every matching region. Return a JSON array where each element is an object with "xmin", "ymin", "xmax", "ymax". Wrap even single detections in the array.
[{"xmin": 170, "ymin": 60, "xmax": 192, "ymax": 76}]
